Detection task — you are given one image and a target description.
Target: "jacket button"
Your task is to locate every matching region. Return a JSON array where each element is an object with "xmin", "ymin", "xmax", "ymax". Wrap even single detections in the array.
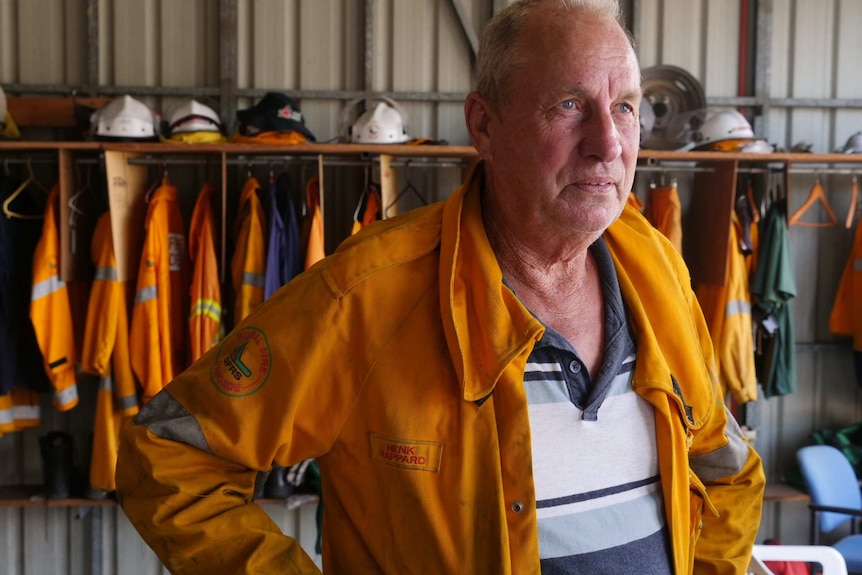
[
  {"xmin": 511, "ymin": 500, "xmax": 525, "ymax": 513},
  {"xmin": 568, "ymin": 360, "xmax": 581, "ymax": 374}
]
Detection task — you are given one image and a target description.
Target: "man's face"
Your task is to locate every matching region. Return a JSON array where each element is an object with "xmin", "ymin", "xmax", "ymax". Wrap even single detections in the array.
[{"xmin": 483, "ymin": 9, "xmax": 642, "ymax": 239}]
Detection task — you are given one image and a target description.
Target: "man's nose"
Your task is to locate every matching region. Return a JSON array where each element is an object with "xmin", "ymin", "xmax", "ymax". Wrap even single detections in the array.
[{"xmin": 578, "ymin": 112, "xmax": 623, "ymax": 162}]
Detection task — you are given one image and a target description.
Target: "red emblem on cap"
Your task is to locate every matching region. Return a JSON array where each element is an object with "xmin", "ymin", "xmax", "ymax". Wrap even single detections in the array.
[{"xmin": 277, "ymin": 106, "xmax": 294, "ymax": 119}]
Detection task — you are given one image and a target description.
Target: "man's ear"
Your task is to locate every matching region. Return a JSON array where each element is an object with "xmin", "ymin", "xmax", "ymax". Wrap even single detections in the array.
[{"xmin": 464, "ymin": 92, "xmax": 496, "ymax": 160}]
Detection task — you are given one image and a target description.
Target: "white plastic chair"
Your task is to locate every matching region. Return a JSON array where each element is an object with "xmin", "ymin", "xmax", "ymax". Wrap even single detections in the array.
[{"xmin": 749, "ymin": 544, "xmax": 849, "ymax": 575}]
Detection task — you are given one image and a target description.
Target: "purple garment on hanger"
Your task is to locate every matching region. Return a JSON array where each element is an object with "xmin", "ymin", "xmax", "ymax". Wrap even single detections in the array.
[{"xmin": 264, "ymin": 173, "xmax": 302, "ymax": 300}]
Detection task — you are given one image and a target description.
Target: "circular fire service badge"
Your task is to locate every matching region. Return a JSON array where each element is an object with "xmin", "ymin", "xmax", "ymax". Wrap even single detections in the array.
[{"xmin": 210, "ymin": 327, "xmax": 272, "ymax": 397}]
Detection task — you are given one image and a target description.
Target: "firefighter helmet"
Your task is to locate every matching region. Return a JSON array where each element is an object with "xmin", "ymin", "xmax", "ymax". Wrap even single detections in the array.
[
  {"xmin": 339, "ymin": 97, "xmax": 410, "ymax": 144},
  {"xmin": 91, "ymin": 95, "xmax": 160, "ymax": 140}
]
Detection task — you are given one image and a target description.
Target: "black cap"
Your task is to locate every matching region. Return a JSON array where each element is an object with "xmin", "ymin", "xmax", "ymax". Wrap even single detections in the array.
[{"xmin": 236, "ymin": 92, "xmax": 316, "ymax": 141}]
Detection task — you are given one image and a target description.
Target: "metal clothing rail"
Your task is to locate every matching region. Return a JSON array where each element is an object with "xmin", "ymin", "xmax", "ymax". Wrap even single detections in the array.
[
  {"xmin": 636, "ymin": 165, "xmax": 714, "ymax": 173},
  {"xmin": 123, "ymin": 155, "xmax": 470, "ymax": 170},
  {"xmin": 637, "ymin": 163, "xmax": 862, "ymax": 176}
]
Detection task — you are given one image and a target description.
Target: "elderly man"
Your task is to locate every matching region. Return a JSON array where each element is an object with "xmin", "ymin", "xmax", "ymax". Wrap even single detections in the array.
[{"xmin": 116, "ymin": 1, "xmax": 765, "ymax": 573}]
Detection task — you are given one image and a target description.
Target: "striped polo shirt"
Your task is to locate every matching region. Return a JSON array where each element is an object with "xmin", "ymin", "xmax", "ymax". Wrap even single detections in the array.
[{"xmin": 513, "ymin": 238, "xmax": 673, "ymax": 574}]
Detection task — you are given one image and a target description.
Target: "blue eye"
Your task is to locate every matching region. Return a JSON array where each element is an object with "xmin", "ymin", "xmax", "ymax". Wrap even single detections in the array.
[
  {"xmin": 618, "ymin": 103, "xmax": 634, "ymax": 114},
  {"xmin": 560, "ymin": 99, "xmax": 575, "ymax": 110}
]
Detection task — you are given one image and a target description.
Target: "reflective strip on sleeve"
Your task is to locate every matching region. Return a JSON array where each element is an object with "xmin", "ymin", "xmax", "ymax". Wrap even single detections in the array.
[
  {"xmin": 191, "ymin": 299, "xmax": 223, "ymax": 323},
  {"xmin": 31, "ymin": 275, "xmax": 66, "ymax": 301},
  {"xmin": 100, "ymin": 375, "xmax": 114, "ymax": 391},
  {"xmin": 94, "ymin": 266, "xmax": 118, "ymax": 281},
  {"xmin": 115, "ymin": 393, "xmax": 139, "ymax": 412},
  {"xmin": 725, "ymin": 299, "xmax": 751, "ymax": 318},
  {"xmin": 855, "ymin": 258, "xmax": 862, "ymax": 272},
  {"xmin": 55, "ymin": 385, "xmax": 79, "ymax": 407},
  {"xmin": 0, "ymin": 406, "xmax": 12, "ymax": 426},
  {"xmin": 13, "ymin": 404, "xmax": 41, "ymax": 422},
  {"xmin": 134, "ymin": 285, "xmax": 158, "ymax": 305},
  {"xmin": 242, "ymin": 272, "xmax": 265, "ymax": 289}
]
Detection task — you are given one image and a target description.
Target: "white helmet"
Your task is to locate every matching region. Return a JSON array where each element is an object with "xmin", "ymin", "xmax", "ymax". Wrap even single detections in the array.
[
  {"xmin": 0, "ymin": 85, "xmax": 6, "ymax": 131},
  {"xmin": 340, "ymin": 97, "xmax": 409, "ymax": 144},
  {"xmin": 671, "ymin": 108, "xmax": 760, "ymax": 151},
  {"xmin": 836, "ymin": 132, "xmax": 862, "ymax": 153},
  {"xmin": 165, "ymin": 98, "xmax": 222, "ymax": 135},
  {"xmin": 91, "ymin": 95, "xmax": 159, "ymax": 139}
]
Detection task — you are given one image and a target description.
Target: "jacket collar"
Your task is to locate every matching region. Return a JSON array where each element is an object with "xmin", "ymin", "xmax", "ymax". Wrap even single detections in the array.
[
  {"xmin": 439, "ymin": 161, "xmax": 544, "ymax": 402},
  {"xmin": 438, "ymin": 162, "xmax": 713, "ymax": 424}
]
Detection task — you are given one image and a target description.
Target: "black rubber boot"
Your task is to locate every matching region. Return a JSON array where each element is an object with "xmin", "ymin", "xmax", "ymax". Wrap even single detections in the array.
[{"xmin": 39, "ymin": 431, "xmax": 76, "ymax": 500}]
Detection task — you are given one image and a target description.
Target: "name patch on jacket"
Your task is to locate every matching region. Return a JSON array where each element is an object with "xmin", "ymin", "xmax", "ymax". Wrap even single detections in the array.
[
  {"xmin": 210, "ymin": 327, "xmax": 271, "ymax": 397},
  {"xmin": 369, "ymin": 433, "xmax": 442, "ymax": 472}
]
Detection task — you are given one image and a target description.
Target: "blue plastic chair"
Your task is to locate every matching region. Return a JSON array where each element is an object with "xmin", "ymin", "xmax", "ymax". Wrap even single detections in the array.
[{"xmin": 797, "ymin": 444, "xmax": 862, "ymax": 573}]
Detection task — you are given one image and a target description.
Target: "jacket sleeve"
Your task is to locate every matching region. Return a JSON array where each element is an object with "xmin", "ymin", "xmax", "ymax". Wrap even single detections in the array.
[
  {"xmin": 116, "ymin": 268, "xmax": 350, "ymax": 575},
  {"xmin": 685, "ymin": 257, "xmax": 765, "ymax": 575},
  {"xmin": 30, "ymin": 184, "xmax": 79, "ymax": 411},
  {"xmin": 115, "ymin": 397, "xmax": 322, "ymax": 575},
  {"xmin": 81, "ymin": 214, "xmax": 119, "ymax": 378}
]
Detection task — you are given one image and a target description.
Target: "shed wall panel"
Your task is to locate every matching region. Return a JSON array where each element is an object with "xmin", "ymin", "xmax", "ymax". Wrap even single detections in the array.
[{"xmin": 2, "ymin": 1, "xmax": 862, "ymax": 570}]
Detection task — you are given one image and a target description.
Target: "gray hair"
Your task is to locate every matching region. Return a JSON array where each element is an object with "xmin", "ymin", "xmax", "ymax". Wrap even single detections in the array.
[{"xmin": 475, "ymin": 0, "xmax": 626, "ymax": 112}]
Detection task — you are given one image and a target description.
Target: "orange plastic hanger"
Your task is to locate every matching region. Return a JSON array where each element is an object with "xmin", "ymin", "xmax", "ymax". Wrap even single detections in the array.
[
  {"xmin": 788, "ymin": 178, "xmax": 837, "ymax": 227},
  {"xmin": 846, "ymin": 175, "xmax": 858, "ymax": 229}
]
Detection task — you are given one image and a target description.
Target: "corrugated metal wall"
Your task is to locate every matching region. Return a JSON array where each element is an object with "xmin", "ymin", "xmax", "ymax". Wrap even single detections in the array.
[
  {"xmin": 2, "ymin": 0, "xmax": 862, "ymax": 572},
  {"xmin": 637, "ymin": 0, "xmax": 862, "ymax": 548}
]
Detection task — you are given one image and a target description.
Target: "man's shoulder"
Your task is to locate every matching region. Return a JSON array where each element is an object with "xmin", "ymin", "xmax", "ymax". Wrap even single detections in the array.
[
  {"xmin": 608, "ymin": 203, "xmax": 687, "ymax": 268},
  {"xmin": 321, "ymin": 202, "xmax": 446, "ymax": 295}
]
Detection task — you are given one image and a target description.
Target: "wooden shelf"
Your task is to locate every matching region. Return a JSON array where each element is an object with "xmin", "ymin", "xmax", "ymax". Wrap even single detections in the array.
[
  {"xmin": 763, "ymin": 482, "xmax": 810, "ymax": 502},
  {"xmin": 5, "ymin": 140, "xmax": 862, "ymax": 164}
]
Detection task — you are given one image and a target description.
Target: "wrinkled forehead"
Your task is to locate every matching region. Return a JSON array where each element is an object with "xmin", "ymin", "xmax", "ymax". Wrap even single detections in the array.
[{"xmin": 516, "ymin": 11, "xmax": 641, "ymax": 91}]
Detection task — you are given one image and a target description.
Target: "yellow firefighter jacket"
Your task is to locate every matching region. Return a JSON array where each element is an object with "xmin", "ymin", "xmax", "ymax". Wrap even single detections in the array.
[
  {"xmin": 695, "ymin": 213, "xmax": 758, "ymax": 404},
  {"xmin": 30, "ymin": 183, "xmax": 78, "ymax": 411},
  {"xmin": 116, "ymin": 162, "xmax": 764, "ymax": 575},
  {"xmin": 231, "ymin": 177, "xmax": 266, "ymax": 326},
  {"xmin": 81, "ymin": 212, "xmax": 139, "ymax": 491},
  {"xmin": 129, "ymin": 182, "xmax": 188, "ymax": 403}
]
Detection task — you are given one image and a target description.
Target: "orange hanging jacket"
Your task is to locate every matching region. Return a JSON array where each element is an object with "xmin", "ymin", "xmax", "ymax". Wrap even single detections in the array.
[
  {"xmin": 189, "ymin": 183, "xmax": 223, "ymax": 363},
  {"xmin": 644, "ymin": 184, "xmax": 683, "ymax": 254},
  {"xmin": 695, "ymin": 213, "xmax": 758, "ymax": 404},
  {"xmin": 351, "ymin": 183, "xmax": 382, "ymax": 236},
  {"xmin": 130, "ymin": 182, "xmax": 189, "ymax": 403},
  {"xmin": 81, "ymin": 212, "xmax": 140, "ymax": 491},
  {"xmin": 30, "ymin": 183, "xmax": 79, "ymax": 411},
  {"xmin": 231, "ymin": 177, "xmax": 266, "ymax": 326},
  {"xmin": 830, "ymin": 218, "xmax": 862, "ymax": 349}
]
